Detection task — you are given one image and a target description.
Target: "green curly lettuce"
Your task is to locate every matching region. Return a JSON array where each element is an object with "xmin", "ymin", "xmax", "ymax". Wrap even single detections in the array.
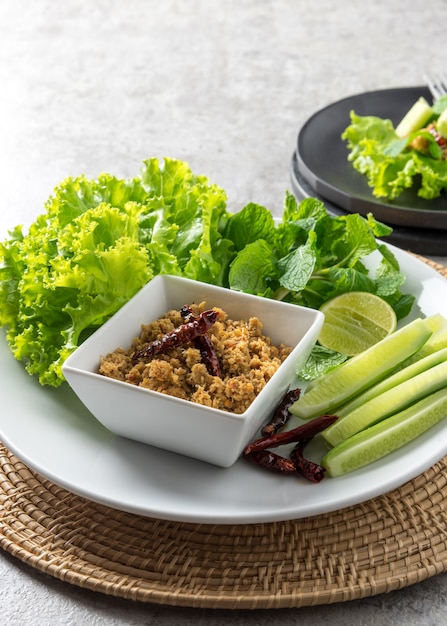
[
  {"xmin": 0, "ymin": 158, "xmax": 232, "ymax": 386},
  {"xmin": 342, "ymin": 106, "xmax": 447, "ymax": 200}
]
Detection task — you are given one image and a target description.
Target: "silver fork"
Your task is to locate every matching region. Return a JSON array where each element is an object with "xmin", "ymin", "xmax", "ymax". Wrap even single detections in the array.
[{"xmin": 424, "ymin": 73, "xmax": 447, "ymax": 101}]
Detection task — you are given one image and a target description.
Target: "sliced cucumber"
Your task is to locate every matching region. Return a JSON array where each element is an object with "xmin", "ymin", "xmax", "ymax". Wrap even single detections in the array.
[
  {"xmin": 437, "ymin": 107, "xmax": 447, "ymax": 139},
  {"xmin": 322, "ymin": 387, "xmax": 447, "ymax": 477},
  {"xmin": 322, "ymin": 359, "xmax": 447, "ymax": 446},
  {"xmin": 336, "ymin": 346, "xmax": 447, "ymax": 418},
  {"xmin": 401, "ymin": 319, "xmax": 447, "ymax": 367},
  {"xmin": 290, "ymin": 318, "xmax": 433, "ymax": 419},
  {"xmin": 424, "ymin": 313, "xmax": 447, "ymax": 333},
  {"xmin": 395, "ymin": 97, "xmax": 433, "ymax": 138}
]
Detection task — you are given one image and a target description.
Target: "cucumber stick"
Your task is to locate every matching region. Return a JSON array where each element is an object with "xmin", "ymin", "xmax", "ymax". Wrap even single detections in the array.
[
  {"xmin": 395, "ymin": 97, "xmax": 433, "ymax": 138},
  {"xmin": 425, "ymin": 313, "xmax": 447, "ymax": 333},
  {"xmin": 290, "ymin": 318, "xmax": 433, "ymax": 419},
  {"xmin": 322, "ymin": 388, "xmax": 447, "ymax": 477},
  {"xmin": 438, "ymin": 107, "xmax": 447, "ymax": 139},
  {"xmin": 322, "ymin": 359, "xmax": 447, "ymax": 446},
  {"xmin": 336, "ymin": 346, "xmax": 447, "ymax": 419},
  {"xmin": 399, "ymin": 321, "xmax": 447, "ymax": 368}
]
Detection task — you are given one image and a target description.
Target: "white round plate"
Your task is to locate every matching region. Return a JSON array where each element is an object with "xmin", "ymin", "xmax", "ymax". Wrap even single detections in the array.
[{"xmin": 1, "ymin": 243, "xmax": 447, "ymax": 524}]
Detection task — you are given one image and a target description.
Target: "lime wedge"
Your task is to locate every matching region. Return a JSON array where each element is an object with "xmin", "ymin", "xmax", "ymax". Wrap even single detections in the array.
[{"xmin": 318, "ymin": 292, "xmax": 397, "ymax": 356}]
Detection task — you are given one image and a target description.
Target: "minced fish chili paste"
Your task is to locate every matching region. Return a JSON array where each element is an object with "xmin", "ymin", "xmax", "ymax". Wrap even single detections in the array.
[{"xmin": 98, "ymin": 303, "xmax": 292, "ymax": 414}]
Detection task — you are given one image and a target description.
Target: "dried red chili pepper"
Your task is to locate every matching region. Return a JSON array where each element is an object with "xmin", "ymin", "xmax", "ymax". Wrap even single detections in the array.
[
  {"xmin": 291, "ymin": 442, "xmax": 326, "ymax": 483},
  {"xmin": 180, "ymin": 305, "xmax": 222, "ymax": 377},
  {"xmin": 245, "ymin": 450, "xmax": 297, "ymax": 474},
  {"xmin": 243, "ymin": 413, "xmax": 338, "ymax": 456},
  {"xmin": 132, "ymin": 309, "xmax": 219, "ymax": 362},
  {"xmin": 261, "ymin": 387, "xmax": 301, "ymax": 437}
]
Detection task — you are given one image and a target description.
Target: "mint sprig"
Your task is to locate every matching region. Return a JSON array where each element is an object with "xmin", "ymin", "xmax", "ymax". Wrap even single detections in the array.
[{"xmin": 227, "ymin": 194, "xmax": 409, "ymax": 315}]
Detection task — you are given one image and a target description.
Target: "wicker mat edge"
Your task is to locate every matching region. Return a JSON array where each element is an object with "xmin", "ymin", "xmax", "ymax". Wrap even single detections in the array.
[{"xmin": 1, "ymin": 256, "xmax": 447, "ymax": 610}]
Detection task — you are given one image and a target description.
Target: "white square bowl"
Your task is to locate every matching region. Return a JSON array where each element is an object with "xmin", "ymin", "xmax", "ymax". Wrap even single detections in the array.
[{"xmin": 62, "ymin": 275, "xmax": 324, "ymax": 467}]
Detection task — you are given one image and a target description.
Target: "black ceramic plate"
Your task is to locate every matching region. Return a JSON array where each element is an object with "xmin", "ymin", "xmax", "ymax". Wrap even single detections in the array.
[{"xmin": 296, "ymin": 86, "xmax": 447, "ymax": 231}]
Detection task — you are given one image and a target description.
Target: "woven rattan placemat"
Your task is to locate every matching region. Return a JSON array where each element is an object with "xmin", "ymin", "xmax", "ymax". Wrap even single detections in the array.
[{"xmin": 1, "ymin": 257, "xmax": 446, "ymax": 610}]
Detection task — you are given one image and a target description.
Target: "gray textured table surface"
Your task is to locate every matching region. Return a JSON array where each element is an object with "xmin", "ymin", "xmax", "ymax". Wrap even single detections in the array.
[{"xmin": 1, "ymin": 1, "xmax": 447, "ymax": 624}]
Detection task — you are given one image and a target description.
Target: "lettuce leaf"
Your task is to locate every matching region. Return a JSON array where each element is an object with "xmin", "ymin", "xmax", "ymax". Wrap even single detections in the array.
[
  {"xmin": 0, "ymin": 158, "xmax": 231, "ymax": 386},
  {"xmin": 342, "ymin": 111, "xmax": 447, "ymax": 200}
]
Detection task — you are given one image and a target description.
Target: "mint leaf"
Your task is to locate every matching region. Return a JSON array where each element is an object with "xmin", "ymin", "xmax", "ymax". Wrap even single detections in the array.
[
  {"xmin": 298, "ymin": 345, "xmax": 348, "ymax": 381},
  {"xmin": 225, "ymin": 203, "xmax": 276, "ymax": 251},
  {"xmin": 228, "ymin": 240, "xmax": 277, "ymax": 295},
  {"xmin": 386, "ymin": 293, "xmax": 416, "ymax": 320},
  {"xmin": 282, "ymin": 193, "xmax": 328, "ymax": 223},
  {"xmin": 373, "ymin": 243, "xmax": 406, "ymax": 296},
  {"xmin": 326, "ymin": 266, "xmax": 376, "ymax": 294},
  {"xmin": 278, "ymin": 231, "xmax": 317, "ymax": 292},
  {"xmin": 331, "ymin": 213, "xmax": 378, "ymax": 267},
  {"xmin": 364, "ymin": 212, "xmax": 393, "ymax": 238}
]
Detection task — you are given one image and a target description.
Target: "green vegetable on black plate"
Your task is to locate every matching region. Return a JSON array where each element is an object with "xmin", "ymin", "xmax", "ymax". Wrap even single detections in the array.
[{"xmin": 342, "ymin": 94, "xmax": 447, "ymax": 201}]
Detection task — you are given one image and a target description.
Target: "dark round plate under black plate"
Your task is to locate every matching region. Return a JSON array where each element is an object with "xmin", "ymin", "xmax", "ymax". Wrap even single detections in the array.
[
  {"xmin": 296, "ymin": 86, "xmax": 447, "ymax": 231},
  {"xmin": 290, "ymin": 151, "xmax": 447, "ymax": 256}
]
